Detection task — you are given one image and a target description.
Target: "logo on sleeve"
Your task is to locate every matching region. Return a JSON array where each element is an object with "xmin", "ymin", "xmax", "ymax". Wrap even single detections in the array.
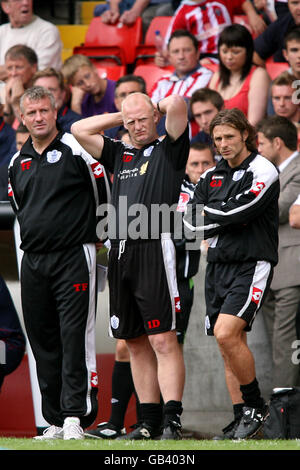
[
  {"xmin": 177, "ymin": 192, "xmax": 190, "ymax": 212},
  {"xmin": 250, "ymin": 181, "xmax": 265, "ymax": 197},
  {"xmin": 91, "ymin": 162, "xmax": 104, "ymax": 178},
  {"xmin": 8, "ymin": 183, "xmax": 13, "ymax": 197},
  {"xmin": 175, "ymin": 296, "xmax": 181, "ymax": 313}
]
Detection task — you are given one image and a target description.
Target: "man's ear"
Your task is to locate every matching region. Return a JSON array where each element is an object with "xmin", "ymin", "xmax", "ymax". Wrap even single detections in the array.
[
  {"xmin": 1, "ymin": 1, "xmax": 10, "ymax": 15},
  {"xmin": 242, "ymin": 130, "xmax": 249, "ymax": 142}
]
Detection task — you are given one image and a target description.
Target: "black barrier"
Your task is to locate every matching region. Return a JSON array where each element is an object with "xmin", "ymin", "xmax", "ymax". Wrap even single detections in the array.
[{"xmin": 0, "ymin": 201, "xmax": 15, "ymax": 231}]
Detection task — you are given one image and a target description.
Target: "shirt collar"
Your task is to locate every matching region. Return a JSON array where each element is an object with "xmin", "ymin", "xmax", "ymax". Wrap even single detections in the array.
[{"xmin": 278, "ymin": 151, "xmax": 299, "ymax": 173}]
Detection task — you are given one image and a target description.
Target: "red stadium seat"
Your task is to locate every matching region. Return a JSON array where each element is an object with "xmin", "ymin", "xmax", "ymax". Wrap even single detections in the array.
[
  {"xmin": 73, "ymin": 45, "xmax": 126, "ymax": 66},
  {"xmin": 266, "ymin": 61, "xmax": 289, "ymax": 80},
  {"xmin": 135, "ymin": 16, "xmax": 172, "ymax": 66},
  {"xmin": 133, "ymin": 64, "xmax": 174, "ymax": 95},
  {"xmin": 95, "ymin": 64, "xmax": 127, "ymax": 81},
  {"xmin": 80, "ymin": 17, "xmax": 143, "ymax": 65}
]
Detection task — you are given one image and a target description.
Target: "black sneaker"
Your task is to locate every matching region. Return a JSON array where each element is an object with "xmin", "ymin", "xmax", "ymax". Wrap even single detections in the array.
[
  {"xmin": 233, "ymin": 403, "xmax": 269, "ymax": 439},
  {"xmin": 161, "ymin": 419, "xmax": 182, "ymax": 440},
  {"xmin": 116, "ymin": 422, "xmax": 162, "ymax": 440},
  {"xmin": 84, "ymin": 421, "xmax": 126, "ymax": 439},
  {"xmin": 213, "ymin": 415, "xmax": 242, "ymax": 440}
]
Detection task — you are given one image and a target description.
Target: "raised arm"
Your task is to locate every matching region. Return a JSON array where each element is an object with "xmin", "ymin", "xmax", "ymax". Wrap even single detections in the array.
[
  {"xmin": 71, "ymin": 112, "xmax": 123, "ymax": 159},
  {"xmin": 155, "ymin": 95, "xmax": 188, "ymax": 141}
]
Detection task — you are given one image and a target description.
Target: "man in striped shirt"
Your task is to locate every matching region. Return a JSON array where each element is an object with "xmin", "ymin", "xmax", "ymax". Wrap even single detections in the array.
[{"xmin": 150, "ymin": 30, "xmax": 213, "ymax": 103}]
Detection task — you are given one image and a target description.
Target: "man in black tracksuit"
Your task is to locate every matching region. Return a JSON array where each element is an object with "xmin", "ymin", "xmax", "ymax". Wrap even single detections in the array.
[
  {"xmin": 8, "ymin": 86, "xmax": 110, "ymax": 440},
  {"xmin": 184, "ymin": 108, "xmax": 280, "ymax": 440}
]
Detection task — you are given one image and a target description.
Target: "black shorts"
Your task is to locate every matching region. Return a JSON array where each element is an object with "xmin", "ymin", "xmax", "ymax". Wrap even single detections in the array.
[
  {"xmin": 108, "ymin": 235, "xmax": 180, "ymax": 339},
  {"xmin": 205, "ymin": 260, "xmax": 273, "ymax": 336}
]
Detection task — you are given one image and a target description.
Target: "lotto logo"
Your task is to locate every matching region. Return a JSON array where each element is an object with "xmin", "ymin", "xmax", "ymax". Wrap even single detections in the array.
[
  {"xmin": 91, "ymin": 162, "xmax": 104, "ymax": 178},
  {"xmin": 8, "ymin": 183, "xmax": 13, "ymax": 197},
  {"xmin": 91, "ymin": 372, "xmax": 98, "ymax": 388},
  {"xmin": 250, "ymin": 181, "xmax": 265, "ymax": 197},
  {"xmin": 177, "ymin": 192, "xmax": 190, "ymax": 212},
  {"xmin": 123, "ymin": 153, "xmax": 133, "ymax": 162},
  {"xmin": 21, "ymin": 160, "xmax": 32, "ymax": 171},
  {"xmin": 175, "ymin": 297, "xmax": 181, "ymax": 313},
  {"xmin": 252, "ymin": 287, "xmax": 263, "ymax": 305}
]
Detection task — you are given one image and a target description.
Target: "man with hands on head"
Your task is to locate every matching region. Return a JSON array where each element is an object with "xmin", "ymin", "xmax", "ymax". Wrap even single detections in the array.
[{"xmin": 71, "ymin": 93, "xmax": 189, "ymax": 440}]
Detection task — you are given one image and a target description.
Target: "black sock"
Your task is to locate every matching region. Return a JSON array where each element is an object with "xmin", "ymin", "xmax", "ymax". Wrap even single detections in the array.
[
  {"xmin": 240, "ymin": 378, "xmax": 264, "ymax": 409},
  {"xmin": 233, "ymin": 403, "xmax": 244, "ymax": 419},
  {"xmin": 140, "ymin": 403, "xmax": 163, "ymax": 429},
  {"xmin": 163, "ymin": 400, "xmax": 183, "ymax": 426},
  {"xmin": 109, "ymin": 361, "xmax": 135, "ymax": 429}
]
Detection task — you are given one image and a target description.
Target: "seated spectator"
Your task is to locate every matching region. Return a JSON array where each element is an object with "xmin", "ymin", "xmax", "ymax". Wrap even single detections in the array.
[
  {"xmin": 156, "ymin": 0, "xmax": 266, "ymax": 66},
  {"xmin": 61, "ymin": 55, "xmax": 117, "ymax": 118},
  {"xmin": 189, "ymin": 88, "xmax": 224, "ymax": 145},
  {"xmin": 105, "ymin": 74, "xmax": 147, "ymax": 139},
  {"xmin": 270, "ymin": 71, "xmax": 300, "ymax": 139},
  {"xmin": 0, "ymin": 274, "xmax": 26, "ymax": 391},
  {"xmin": 95, "ymin": 0, "xmax": 174, "ymax": 37},
  {"xmin": 253, "ymin": 0, "xmax": 300, "ymax": 65},
  {"xmin": 209, "ymin": 24, "xmax": 270, "ymax": 126},
  {"xmin": 0, "ymin": 0, "xmax": 62, "ymax": 81},
  {"xmin": 150, "ymin": 30, "xmax": 213, "ymax": 103},
  {"xmin": 0, "ymin": 100, "xmax": 15, "ymax": 167},
  {"xmin": 282, "ymin": 26, "xmax": 300, "ymax": 79},
  {"xmin": 1, "ymin": 45, "xmax": 37, "ymax": 127},
  {"xmin": 32, "ymin": 68, "xmax": 82, "ymax": 133}
]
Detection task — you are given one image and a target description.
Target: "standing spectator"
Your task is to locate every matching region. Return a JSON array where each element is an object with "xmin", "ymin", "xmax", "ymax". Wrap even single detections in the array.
[
  {"xmin": 32, "ymin": 68, "xmax": 82, "ymax": 133},
  {"xmin": 150, "ymin": 30, "xmax": 213, "ymax": 103},
  {"xmin": 157, "ymin": 0, "xmax": 266, "ymax": 64},
  {"xmin": 189, "ymin": 88, "xmax": 224, "ymax": 145},
  {"xmin": 8, "ymin": 86, "xmax": 110, "ymax": 440},
  {"xmin": 257, "ymin": 115, "xmax": 300, "ymax": 387},
  {"xmin": 253, "ymin": 0, "xmax": 300, "ymax": 65},
  {"xmin": 0, "ymin": 0, "xmax": 62, "ymax": 81},
  {"xmin": 71, "ymin": 93, "xmax": 189, "ymax": 440},
  {"xmin": 61, "ymin": 55, "xmax": 117, "ymax": 118},
  {"xmin": 1, "ymin": 45, "xmax": 37, "ymax": 127},
  {"xmin": 209, "ymin": 24, "xmax": 270, "ymax": 127},
  {"xmin": 184, "ymin": 108, "xmax": 279, "ymax": 439}
]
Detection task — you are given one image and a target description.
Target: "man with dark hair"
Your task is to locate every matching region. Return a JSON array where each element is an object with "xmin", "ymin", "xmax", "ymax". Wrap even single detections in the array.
[
  {"xmin": 151, "ymin": 30, "xmax": 212, "ymax": 103},
  {"xmin": 283, "ymin": 26, "xmax": 300, "ymax": 78},
  {"xmin": 190, "ymin": 88, "xmax": 224, "ymax": 145},
  {"xmin": 257, "ymin": 115, "xmax": 300, "ymax": 388},
  {"xmin": 184, "ymin": 108, "xmax": 279, "ymax": 440},
  {"xmin": 2, "ymin": 44, "xmax": 38, "ymax": 126},
  {"xmin": 254, "ymin": 0, "xmax": 300, "ymax": 65}
]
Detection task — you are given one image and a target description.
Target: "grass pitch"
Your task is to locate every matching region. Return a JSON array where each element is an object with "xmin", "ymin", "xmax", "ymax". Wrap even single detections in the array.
[{"xmin": 1, "ymin": 437, "xmax": 300, "ymax": 451}]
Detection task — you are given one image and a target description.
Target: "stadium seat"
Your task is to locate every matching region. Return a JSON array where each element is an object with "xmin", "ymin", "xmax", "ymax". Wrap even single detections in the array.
[
  {"xmin": 133, "ymin": 64, "xmax": 174, "ymax": 94},
  {"xmin": 81, "ymin": 17, "xmax": 143, "ymax": 65},
  {"xmin": 58, "ymin": 24, "xmax": 89, "ymax": 62},
  {"xmin": 73, "ymin": 45, "xmax": 126, "ymax": 66},
  {"xmin": 265, "ymin": 61, "xmax": 289, "ymax": 80},
  {"xmin": 135, "ymin": 16, "xmax": 172, "ymax": 66},
  {"xmin": 95, "ymin": 64, "xmax": 127, "ymax": 81}
]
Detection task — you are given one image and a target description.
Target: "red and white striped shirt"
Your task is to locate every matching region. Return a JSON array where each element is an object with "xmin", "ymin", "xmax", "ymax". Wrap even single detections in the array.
[
  {"xmin": 150, "ymin": 65, "xmax": 213, "ymax": 102},
  {"xmin": 165, "ymin": 0, "xmax": 245, "ymax": 56}
]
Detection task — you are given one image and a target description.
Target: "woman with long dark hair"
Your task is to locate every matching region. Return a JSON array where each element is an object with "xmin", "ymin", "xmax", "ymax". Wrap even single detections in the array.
[{"xmin": 209, "ymin": 24, "xmax": 270, "ymax": 127}]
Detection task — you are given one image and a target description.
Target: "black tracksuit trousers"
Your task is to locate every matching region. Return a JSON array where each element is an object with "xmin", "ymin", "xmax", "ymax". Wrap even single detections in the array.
[{"xmin": 21, "ymin": 243, "xmax": 98, "ymax": 428}]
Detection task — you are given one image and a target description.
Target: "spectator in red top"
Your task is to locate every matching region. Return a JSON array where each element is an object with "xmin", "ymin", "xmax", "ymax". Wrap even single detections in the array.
[
  {"xmin": 209, "ymin": 24, "xmax": 270, "ymax": 126},
  {"xmin": 155, "ymin": 0, "xmax": 266, "ymax": 66}
]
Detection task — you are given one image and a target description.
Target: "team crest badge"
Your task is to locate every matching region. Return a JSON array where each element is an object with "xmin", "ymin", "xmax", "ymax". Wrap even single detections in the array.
[{"xmin": 47, "ymin": 149, "xmax": 62, "ymax": 163}]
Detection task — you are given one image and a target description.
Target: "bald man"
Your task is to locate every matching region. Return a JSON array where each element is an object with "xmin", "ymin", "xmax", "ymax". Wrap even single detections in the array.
[{"xmin": 71, "ymin": 93, "xmax": 190, "ymax": 440}]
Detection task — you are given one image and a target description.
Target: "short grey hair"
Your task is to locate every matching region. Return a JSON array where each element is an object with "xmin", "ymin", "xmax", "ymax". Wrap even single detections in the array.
[{"xmin": 20, "ymin": 86, "xmax": 56, "ymax": 114}]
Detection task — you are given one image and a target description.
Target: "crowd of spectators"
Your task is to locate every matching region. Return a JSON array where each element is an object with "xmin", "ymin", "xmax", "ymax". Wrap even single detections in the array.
[{"xmin": 1, "ymin": 0, "xmax": 300, "ymax": 441}]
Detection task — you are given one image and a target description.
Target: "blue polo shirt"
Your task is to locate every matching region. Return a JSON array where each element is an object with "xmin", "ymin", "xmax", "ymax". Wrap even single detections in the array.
[{"xmin": 0, "ymin": 118, "xmax": 16, "ymax": 167}]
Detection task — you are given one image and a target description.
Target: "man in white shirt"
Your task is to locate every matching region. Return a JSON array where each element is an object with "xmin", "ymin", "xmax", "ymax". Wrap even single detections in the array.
[
  {"xmin": 0, "ymin": 0, "xmax": 62, "ymax": 81},
  {"xmin": 257, "ymin": 114, "xmax": 300, "ymax": 388}
]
